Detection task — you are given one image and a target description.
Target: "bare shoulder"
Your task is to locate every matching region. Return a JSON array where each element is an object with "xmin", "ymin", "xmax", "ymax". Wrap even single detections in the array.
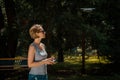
[{"xmin": 29, "ymin": 44, "xmax": 35, "ymax": 51}]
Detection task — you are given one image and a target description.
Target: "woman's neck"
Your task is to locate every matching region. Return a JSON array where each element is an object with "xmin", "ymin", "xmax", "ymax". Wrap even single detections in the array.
[
  {"xmin": 34, "ymin": 38, "xmax": 43, "ymax": 50},
  {"xmin": 34, "ymin": 38, "xmax": 41, "ymax": 44}
]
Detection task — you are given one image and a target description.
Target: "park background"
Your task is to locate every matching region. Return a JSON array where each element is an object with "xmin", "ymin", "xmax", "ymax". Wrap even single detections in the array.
[{"xmin": 0, "ymin": 0, "xmax": 120, "ymax": 80}]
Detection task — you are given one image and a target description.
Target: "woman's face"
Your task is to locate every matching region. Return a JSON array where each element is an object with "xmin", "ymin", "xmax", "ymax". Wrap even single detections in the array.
[{"xmin": 37, "ymin": 27, "xmax": 46, "ymax": 39}]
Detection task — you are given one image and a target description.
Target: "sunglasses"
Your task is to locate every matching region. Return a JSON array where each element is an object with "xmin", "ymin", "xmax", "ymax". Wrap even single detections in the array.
[{"xmin": 40, "ymin": 30, "xmax": 45, "ymax": 33}]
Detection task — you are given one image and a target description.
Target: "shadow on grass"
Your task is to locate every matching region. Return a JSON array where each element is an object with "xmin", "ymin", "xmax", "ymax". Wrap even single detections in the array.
[
  {"xmin": 48, "ymin": 62, "xmax": 120, "ymax": 80},
  {"xmin": 1, "ymin": 63, "xmax": 120, "ymax": 80}
]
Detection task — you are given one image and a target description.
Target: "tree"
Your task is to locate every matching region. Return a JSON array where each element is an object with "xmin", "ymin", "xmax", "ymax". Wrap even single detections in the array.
[
  {"xmin": 0, "ymin": 5, "xmax": 7, "ymax": 57},
  {"xmin": 0, "ymin": 6, "xmax": 4, "ymax": 30},
  {"xmin": 4, "ymin": 0, "xmax": 18, "ymax": 57},
  {"xmin": 100, "ymin": 0, "xmax": 120, "ymax": 64},
  {"xmin": 9, "ymin": 0, "xmax": 120, "ymax": 72}
]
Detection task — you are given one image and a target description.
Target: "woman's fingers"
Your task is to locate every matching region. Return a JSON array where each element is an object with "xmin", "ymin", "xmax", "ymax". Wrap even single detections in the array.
[{"xmin": 42, "ymin": 59, "xmax": 55, "ymax": 65}]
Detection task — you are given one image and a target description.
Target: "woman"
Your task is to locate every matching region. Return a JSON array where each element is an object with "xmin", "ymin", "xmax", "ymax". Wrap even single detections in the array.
[{"xmin": 28, "ymin": 24, "xmax": 55, "ymax": 80}]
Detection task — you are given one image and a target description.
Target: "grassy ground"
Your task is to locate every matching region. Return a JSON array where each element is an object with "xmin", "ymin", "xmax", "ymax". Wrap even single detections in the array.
[
  {"xmin": 48, "ymin": 54, "xmax": 120, "ymax": 80},
  {"xmin": 1, "ymin": 55, "xmax": 120, "ymax": 80}
]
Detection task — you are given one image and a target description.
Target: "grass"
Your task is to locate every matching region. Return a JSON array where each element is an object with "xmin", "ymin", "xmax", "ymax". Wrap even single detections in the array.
[
  {"xmin": 48, "ymin": 54, "xmax": 120, "ymax": 80},
  {"xmin": 1, "ymin": 54, "xmax": 120, "ymax": 80},
  {"xmin": 49, "ymin": 74, "xmax": 120, "ymax": 80}
]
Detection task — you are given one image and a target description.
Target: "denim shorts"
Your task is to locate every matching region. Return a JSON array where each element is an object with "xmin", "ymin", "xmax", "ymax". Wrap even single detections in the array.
[{"xmin": 28, "ymin": 74, "xmax": 48, "ymax": 80}]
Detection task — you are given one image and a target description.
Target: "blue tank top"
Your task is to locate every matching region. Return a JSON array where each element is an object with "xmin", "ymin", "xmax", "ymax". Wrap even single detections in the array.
[{"xmin": 29, "ymin": 42, "xmax": 48, "ymax": 75}]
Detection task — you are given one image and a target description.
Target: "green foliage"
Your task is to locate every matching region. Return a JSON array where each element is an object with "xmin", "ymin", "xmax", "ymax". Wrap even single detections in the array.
[
  {"xmin": 95, "ymin": 0, "xmax": 120, "ymax": 63},
  {"xmin": 10, "ymin": 0, "xmax": 120, "ymax": 63}
]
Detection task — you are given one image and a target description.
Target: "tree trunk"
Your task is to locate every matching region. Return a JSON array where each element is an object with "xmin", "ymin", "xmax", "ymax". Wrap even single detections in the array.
[
  {"xmin": 81, "ymin": 31, "xmax": 86, "ymax": 74},
  {"xmin": 58, "ymin": 47, "xmax": 64, "ymax": 62},
  {"xmin": 0, "ymin": 6, "xmax": 7, "ymax": 57},
  {"xmin": 4, "ymin": 0, "xmax": 18, "ymax": 57},
  {"xmin": 57, "ymin": 33, "xmax": 64, "ymax": 62},
  {"xmin": 0, "ymin": 6, "xmax": 4, "ymax": 30}
]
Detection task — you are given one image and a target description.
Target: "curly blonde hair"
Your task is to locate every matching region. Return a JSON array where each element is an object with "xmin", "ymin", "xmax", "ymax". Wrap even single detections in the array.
[{"xmin": 29, "ymin": 24, "xmax": 43, "ymax": 39}]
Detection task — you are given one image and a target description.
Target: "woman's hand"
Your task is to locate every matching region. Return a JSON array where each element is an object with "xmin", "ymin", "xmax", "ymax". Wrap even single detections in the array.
[
  {"xmin": 48, "ymin": 56, "xmax": 56, "ymax": 62},
  {"xmin": 42, "ymin": 58, "xmax": 55, "ymax": 65}
]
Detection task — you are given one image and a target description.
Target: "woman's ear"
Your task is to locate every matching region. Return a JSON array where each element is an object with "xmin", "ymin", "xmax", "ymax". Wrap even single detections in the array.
[
  {"xmin": 36, "ymin": 32, "xmax": 39, "ymax": 35},
  {"xmin": 35, "ymin": 32, "xmax": 40, "ymax": 38}
]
